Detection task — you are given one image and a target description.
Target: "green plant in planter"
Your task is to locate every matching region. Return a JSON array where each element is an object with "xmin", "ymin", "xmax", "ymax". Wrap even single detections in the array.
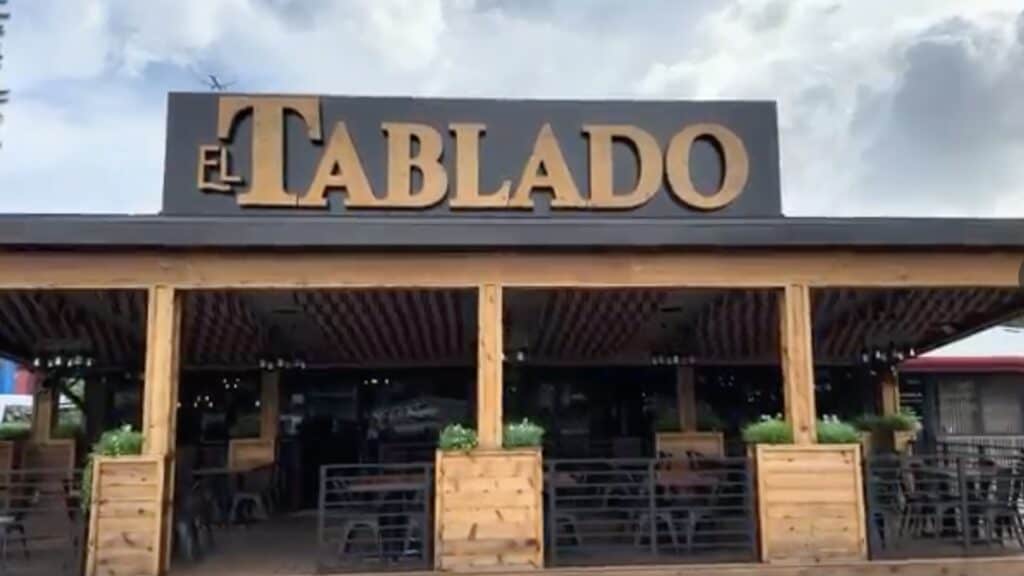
[
  {"xmin": 0, "ymin": 422, "xmax": 30, "ymax": 441},
  {"xmin": 817, "ymin": 415, "xmax": 861, "ymax": 444},
  {"xmin": 696, "ymin": 402, "xmax": 726, "ymax": 432},
  {"xmin": 852, "ymin": 413, "xmax": 880, "ymax": 432},
  {"xmin": 439, "ymin": 423, "xmax": 478, "ymax": 452},
  {"xmin": 742, "ymin": 415, "xmax": 793, "ymax": 445},
  {"xmin": 878, "ymin": 408, "xmax": 920, "ymax": 432},
  {"xmin": 82, "ymin": 425, "xmax": 144, "ymax": 511},
  {"xmin": 503, "ymin": 419, "xmax": 544, "ymax": 449},
  {"xmin": 853, "ymin": 409, "xmax": 920, "ymax": 433},
  {"xmin": 653, "ymin": 409, "xmax": 680, "ymax": 432}
]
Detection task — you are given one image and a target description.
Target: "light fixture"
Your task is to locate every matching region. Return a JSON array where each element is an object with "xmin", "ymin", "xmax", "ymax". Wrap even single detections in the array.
[{"xmin": 258, "ymin": 357, "xmax": 306, "ymax": 372}]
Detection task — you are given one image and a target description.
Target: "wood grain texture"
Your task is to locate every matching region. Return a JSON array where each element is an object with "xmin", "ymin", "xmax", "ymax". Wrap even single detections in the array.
[
  {"xmin": 23, "ymin": 439, "xmax": 75, "ymax": 471},
  {"xmin": 879, "ymin": 371, "xmax": 900, "ymax": 416},
  {"xmin": 0, "ymin": 250, "xmax": 1021, "ymax": 289},
  {"xmin": 141, "ymin": 285, "xmax": 182, "ymax": 574},
  {"xmin": 260, "ymin": 371, "xmax": 280, "ymax": 444},
  {"xmin": 435, "ymin": 449, "xmax": 543, "ymax": 572},
  {"xmin": 755, "ymin": 444, "xmax": 867, "ymax": 564},
  {"xmin": 654, "ymin": 432, "xmax": 725, "ymax": 459},
  {"xmin": 675, "ymin": 367, "xmax": 698, "ymax": 432},
  {"xmin": 86, "ymin": 456, "xmax": 165, "ymax": 576},
  {"xmin": 780, "ymin": 285, "xmax": 816, "ymax": 445},
  {"xmin": 30, "ymin": 387, "xmax": 55, "ymax": 442},
  {"xmin": 477, "ymin": 284, "xmax": 503, "ymax": 450},
  {"xmin": 227, "ymin": 438, "xmax": 275, "ymax": 471}
]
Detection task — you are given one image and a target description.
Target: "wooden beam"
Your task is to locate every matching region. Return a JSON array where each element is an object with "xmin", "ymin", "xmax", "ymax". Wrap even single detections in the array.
[
  {"xmin": 780, "ymin": 285, "xmax": 817, "ymax": 445},
  {"xmin": 477, "ymin": 284, "xmax": 503, "ymax": 449},
  {"xmin": 260, "ymin": 371, "xmax": 280, "ymax": 443},
  {"xmin": 140, "ymin": 285, "xmax": 181, "ymax": 574},
  {"xmin": 30, "ymin": 385, "xmax": 54, "ymax": 442},
  {"xmin": 880, "ymin": 370, "xmax": 900, "ymax": 416},
  {"xmin": 676, "ymin": 366, "xmax": 697, "ymax": 432},
  {"xmin": 0, "ymin": 250, "xmax": 1021, "ymax": 289}
]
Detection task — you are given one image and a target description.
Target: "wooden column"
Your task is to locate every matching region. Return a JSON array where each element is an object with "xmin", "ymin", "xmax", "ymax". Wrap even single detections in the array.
[
  {"xmin": 779, "ymin": 284, "xmax": 817, "ymax": 445},
  {"xmin": 141, "ymin": 285, "xmax": 182, "ymax": 574},
  {"xmin": 676, "ymin": 366, "xmax": 697, "ymax": 432},
  {"xmin": 477, "ymin": 284, "xmax": 503, "ymax": 449},
  {"xmin": 30, "ymin": 386, "xmax": 55, "ymax": 442},
  {"xmin": 880, "ymin": 369, "xmax": 900, "ymax": 416},
  {"xmin": 260, "ymin": 371, "xmax": 280, "ymax": 442}
]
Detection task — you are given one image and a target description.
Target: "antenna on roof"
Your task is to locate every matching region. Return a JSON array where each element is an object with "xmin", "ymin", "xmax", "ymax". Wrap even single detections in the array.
[{"xmin": 204, "ymin": 74, "xmax": 236, "ymax": 92}]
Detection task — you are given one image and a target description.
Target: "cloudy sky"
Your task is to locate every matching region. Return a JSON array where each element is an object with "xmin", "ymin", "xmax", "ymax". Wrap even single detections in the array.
[{"xmin": 0, "ymin": 0, "xmax": 1022, "ymax": 216}]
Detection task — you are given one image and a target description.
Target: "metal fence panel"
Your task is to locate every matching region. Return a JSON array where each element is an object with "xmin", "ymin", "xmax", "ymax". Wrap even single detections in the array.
[
  {"xmin": 317, "ymin": 462, "xmax": 433, "ymax": 573},
  {"xmin": 545, "ymin": 456, "xmax": 756, "ymax": 567},
  {"xmin": 0, "ymin": 468, "xmax": 84, "ymax": 576},
  {"xmin": 865, "ymin": 453, "xmax": 1024, "ymax": 560}
]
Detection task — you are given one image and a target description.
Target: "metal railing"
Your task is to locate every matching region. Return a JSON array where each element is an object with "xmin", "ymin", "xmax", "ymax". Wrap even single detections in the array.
[
  {"xmin": 544, "ymin": 456, "xmax": 756, "ymax": 567},
  {"xmin": 865, "ymin": 453, "xmax": 1024, "ymax": 560},
  {"xmin": 0, "ymin": 468, "xmax": 84, "ymax": 576},
  {"xmin": 317, "ymin": 463, "xmax": 433, "ymax": 573}
]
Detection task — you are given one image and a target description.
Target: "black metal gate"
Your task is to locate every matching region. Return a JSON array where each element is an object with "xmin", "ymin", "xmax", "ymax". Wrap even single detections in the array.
[
  {"xmin": 316, "ymin": 463, "xmax": 433, "ymax": 573},
  {"xmin": 545, "ymin": 456, "xmax": 756, "ymax": 567},
  {"xmin": 0, "ymin": 468, "xmax": 84, "ymax": 576},
  {"xmin": 864, "ymin": 452, "xmax": 1024, "ymax": 559}
]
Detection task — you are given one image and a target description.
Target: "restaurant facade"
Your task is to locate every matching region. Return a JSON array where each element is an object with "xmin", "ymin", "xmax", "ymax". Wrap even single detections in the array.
[{"xmin": 2, "ymin": 93, "xmax": 1024, "ymax": 576}]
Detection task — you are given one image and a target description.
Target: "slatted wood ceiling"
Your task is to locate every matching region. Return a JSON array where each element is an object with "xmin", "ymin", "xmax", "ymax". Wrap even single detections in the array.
[{"xmin": 0, "ymin": 288, "xmax": 1020, "ymax": 367}]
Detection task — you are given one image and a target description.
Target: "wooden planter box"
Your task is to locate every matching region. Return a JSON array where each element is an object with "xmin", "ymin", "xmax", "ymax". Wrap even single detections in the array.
[
  {"xmin": 860, "ymin": 429, "xmax": 918, "ymax": 456},
  {"xmin": 434, "ymin": 448, "xmax": 543, "ymax": 572},
  {"xmin": 655, "ymin": 431, "xmax": 725, "ymax": 458},
  {"xmin": 753, "ymin": 444, "xmax": 867, "ymax": 564},
  {"xmin": 86, "ymin": 455, "xmax": 166, "ymax": 576},
  {"xmin": 227, "ymin": 437, "xmax": 275, "ymax": 471}
]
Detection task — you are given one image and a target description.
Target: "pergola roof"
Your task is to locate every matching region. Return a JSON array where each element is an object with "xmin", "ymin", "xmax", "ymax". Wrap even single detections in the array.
[{"xmin": 0, "ymin": 286, "xmax": 1020, "ymax": 369}]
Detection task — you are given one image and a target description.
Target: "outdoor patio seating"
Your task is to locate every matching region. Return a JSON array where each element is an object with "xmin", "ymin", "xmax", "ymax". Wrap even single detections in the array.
[{"xmin": 229, "ymin": 465, "xmax": 273, "ymax": 525}]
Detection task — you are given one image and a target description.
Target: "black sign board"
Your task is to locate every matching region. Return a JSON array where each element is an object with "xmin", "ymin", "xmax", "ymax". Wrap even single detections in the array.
[{"xmin": 162, "ymin": 93, "xmax": 781, "ymax": 219}]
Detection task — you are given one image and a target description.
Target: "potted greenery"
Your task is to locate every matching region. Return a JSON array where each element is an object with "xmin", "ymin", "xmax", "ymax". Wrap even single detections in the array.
[
  {"xmin": 742, "ymin": 414, "xmax": 794, "ymax": 445},
  {"xmin": 854, "ymin": 408, "xmax": 919, "ymax": 454},
  {"xmin": 82, "ymin": 425, "xmax": 144, "ymax": 511},
  {"xmin": 434, "ymin": 419, "xmax": 545, "ymax": 571},
  {"xmin": 438, "ymin": 423, "xmax": 479, "ymax": 452},
  {"xmin": 742, "ymin": 414, "xmax": 860, "ymax": 445},
  {"xmin": 503, "ymin": 418, "xmax": 545, "ymax": 448}
]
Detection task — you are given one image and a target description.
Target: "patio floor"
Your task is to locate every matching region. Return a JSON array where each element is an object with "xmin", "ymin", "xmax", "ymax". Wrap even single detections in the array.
[{"xmin": 172, "ymin": 515, "xmax": 319, "ymax": 576}]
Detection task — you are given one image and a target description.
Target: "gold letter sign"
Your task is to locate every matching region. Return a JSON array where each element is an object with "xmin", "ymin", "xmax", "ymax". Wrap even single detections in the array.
[{"xmin": 196, "ymin": 95, "xmax": 759, "ymax": 214}]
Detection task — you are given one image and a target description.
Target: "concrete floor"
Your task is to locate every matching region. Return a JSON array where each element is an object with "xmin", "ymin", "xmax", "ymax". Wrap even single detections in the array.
[{"xmin": 172, "ymin": 516, "xmax": 319, "ymax": 576}]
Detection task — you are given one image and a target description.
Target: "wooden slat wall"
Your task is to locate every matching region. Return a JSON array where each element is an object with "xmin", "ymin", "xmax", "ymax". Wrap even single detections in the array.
[
  {"xmin": 655, "ymin": 432, "xmax": 725, "ymax": 459},
  {"xmin": 86, "ymin": 456, "xmax": 165, "ymax": 576},
  {"xmin": 23, "ymin": 439, "xmax": 75, "ymax": 471},
  {"xmin": 227, "ymin": 438, "xmax": 275, "ymax": 472},
  {"xmin": 755, "ymin": 445, "xmax": 867, "ymax": 564},
  {"xmin": 435, "ymin": 449, "xmax": 543, "ymax": 572}
]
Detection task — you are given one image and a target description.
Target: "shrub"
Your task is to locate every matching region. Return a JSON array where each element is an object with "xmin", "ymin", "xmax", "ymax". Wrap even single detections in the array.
[
  {"xmin": 438, "ymin": 423, "xmax": 478, "ymax": 452},
  {"xmin": 879, "ymin": 409, "xmax": 920, "ymax": 432},
  {"xmin": 0, "ymin": 422, "xmax": 30, "ymax": 441},
  {"xmin": 503, "ymin": 419, "xmax": 544, "ymax": 448},
  {"xmin": 853, "ymin": 409, "xmax": 919, "ymax": 433},
  {"xmin": 742, "ymin": 415, "xmax": 793, "ymax": 445},
  {"xmin": 82, "ymin": 425, "xmax": 144, "ymax": 510},
  {"xmin": 817, "ymin": 415, "xmax": 861, "ymax": 444}
]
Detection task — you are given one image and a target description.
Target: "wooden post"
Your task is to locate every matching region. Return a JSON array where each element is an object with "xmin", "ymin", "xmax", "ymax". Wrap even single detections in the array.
[
  {"xmin": 141, "ymin": 285, "xmax": 182, "ymax": 574},
  {"xmin": 780, "ymin": 284, "xmax": 817, "ymax": 445},
  {"xmin": 30, "ymin": 386, "xmax": 55, "ymax": 442},
  {"xmin": 880, "ymin": 369, "xmax": 900, "ymax": 416},
  {"xmin": 676, "ymin": 366, "xmax": 697, "ymax": 432},
  {"xmin": 260, "ymin": 371, "xmax": 280, "ymax": 443},
  {"xmin": 477, "ymin": 284, "xmax": 503, "ymax": 449}
]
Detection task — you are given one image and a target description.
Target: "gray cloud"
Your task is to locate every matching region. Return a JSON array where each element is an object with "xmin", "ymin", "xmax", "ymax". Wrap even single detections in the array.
[{"xmin": 0, "ymin": 0, "xmax": 1022, "ymax": 217}]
